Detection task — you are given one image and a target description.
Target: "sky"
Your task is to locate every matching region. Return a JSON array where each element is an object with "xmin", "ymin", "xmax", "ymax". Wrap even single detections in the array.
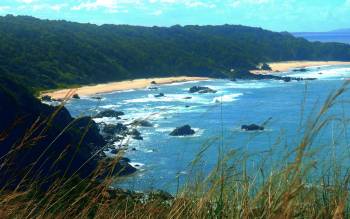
[{"xmin": 0, "ymin": 0, "xmax": 350, "ymax": 32}]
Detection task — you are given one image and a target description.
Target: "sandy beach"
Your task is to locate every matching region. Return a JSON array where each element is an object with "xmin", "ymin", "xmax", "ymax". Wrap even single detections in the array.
[
  {"xmin": 252, "ymin": 61, "xmax": 350, "ymax": 74},
  {"xmin": 41, "ymin": 76, "xmax": 210, "ymax": 99}
]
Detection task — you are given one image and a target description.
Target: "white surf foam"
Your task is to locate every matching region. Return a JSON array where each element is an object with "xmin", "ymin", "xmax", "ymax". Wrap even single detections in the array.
[
  {"xmin": 224, "ymin": 81, "xmax": 282, "ymax": 89},
  {"xmin": 93, "ymin": 117, "xmax": 119, "ymax": 125},
  {"xmin": 287, "ymin": 67, "xmax": 350, "ymax": 79},
  {"xmin": 100, "ymin": 104, "xmax": 121, "ymax": 109},
  {"xmin": 124, "ymin": 93, "xmax": 209, "ymax": 104},
  {"xmin": 212, "ymin": 93, "xmax": 243, "ymax": 103},
  {"xmin": 129, "ymin": 162, "xmax": 145, "ymax": 170}
]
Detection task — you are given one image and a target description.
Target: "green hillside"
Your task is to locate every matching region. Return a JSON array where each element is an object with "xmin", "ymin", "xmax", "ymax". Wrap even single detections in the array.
[{"xmin": 1, "ymin": 15, "xmax": 350, "ymax": 91}]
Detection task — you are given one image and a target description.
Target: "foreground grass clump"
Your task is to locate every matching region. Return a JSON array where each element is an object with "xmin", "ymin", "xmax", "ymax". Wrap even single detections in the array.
[{"xmin": 1, "ymin": 82, "xmax": 350, "ymax": 218}]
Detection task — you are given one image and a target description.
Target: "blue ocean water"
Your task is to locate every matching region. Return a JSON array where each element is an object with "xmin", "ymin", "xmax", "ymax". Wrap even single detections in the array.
[
  {"xmin": 293, "ymin": 32, "xmax": 350, "ymax": 44},
  {"xmin": 65, "ymin": 65, "xmax": 350, "ymax": 193}
]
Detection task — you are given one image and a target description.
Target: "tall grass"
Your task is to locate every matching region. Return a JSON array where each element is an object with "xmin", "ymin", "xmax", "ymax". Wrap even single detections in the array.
[{"xmin": 1, "ymin": 81, "xmax": 350, "ymax": 218}]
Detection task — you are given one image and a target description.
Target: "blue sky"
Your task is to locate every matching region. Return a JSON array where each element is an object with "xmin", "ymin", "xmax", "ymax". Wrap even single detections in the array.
[{"xmin": 0, "ymin": 0, "xmax": 349, "ymax": 32}]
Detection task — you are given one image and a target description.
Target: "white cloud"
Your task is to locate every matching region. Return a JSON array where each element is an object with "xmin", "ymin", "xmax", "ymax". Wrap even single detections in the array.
[
  {"xmin": 18, "ymin": 0, "xmax": 35, "ymax": 4},
  {"xmin": 0, "ymin": 6, "xmax": 11, "ymax": 11},
  {"xmin": 72, "ymin": 0, "xmax": 118, "ymax": 10},
  {"xmin": 150, "ymin": 9, "xmax": 163, "ymax": 15},
  {"xmin": 72, "ymin": 0, "xmax": 142, "ymax": 11},
  {"xmin": 185, "ymin": 1, "xmax": 216, "ymax": 8},
  {"xmin": 229, "ymin": 0, "xmax": 271, "ymax": 7},
  {"xmin": 50, "ymin": 3, "xmax": 68, "ymax": 12},
  {"xmin": 72, "ymin": 0, "xmax": 216, "ymax": 11}
]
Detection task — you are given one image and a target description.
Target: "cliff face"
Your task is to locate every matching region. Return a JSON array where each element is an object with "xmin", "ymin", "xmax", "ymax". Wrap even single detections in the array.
[{"xmin": 0, "ymin": 76, "xmax": 107, "ymax": 188}]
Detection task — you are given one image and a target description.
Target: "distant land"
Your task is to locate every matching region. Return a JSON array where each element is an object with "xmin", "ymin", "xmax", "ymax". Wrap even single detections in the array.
[
  {"xmin": 1, "ymin": 15, "xmax": 350, "ymax": 92},
  {"xmin": 293, "ymin": 29, "xmax": 350, "ymax": 44}
]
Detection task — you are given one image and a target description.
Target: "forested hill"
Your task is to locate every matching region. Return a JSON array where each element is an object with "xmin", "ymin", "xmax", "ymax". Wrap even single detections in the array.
[{"xmin": 1, "ymin": 15, "xmax": 350, "ymax": 91}]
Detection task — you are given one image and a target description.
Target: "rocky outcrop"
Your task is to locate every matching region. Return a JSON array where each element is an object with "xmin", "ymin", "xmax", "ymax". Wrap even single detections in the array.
[
  {"xmin": 189, "ymin": 86, "xmax": 217, "ymax": 94},
  {"xmin": 41, "ymin": 95, "xmax": 52, "ymax": 102},
  {"xmin": 241, "ymin": 124, "xmax": 264, "ymax": 131},
  {"xmin": 293, "ymin": 68, "xmax": 309, "ymax": 72},
  {"xmin": 72, "ymin": 94, "xmax": 80, "ymax": 99},
  {"xmin": 95, "ymin": 110, "xmax": 125, "ymax": 118},
  {"xmin": 98, "ymin": 158, "xmax": 137, "ymax": 177},
  {"xmin": 131, "ymin": 119, "xmax": 153, "ymax": 127},
  {"xmin": 103, "ymin": 123, "xmax": 128, "ymax": 136},
  {"xmin": 170, "ymin": 125, "xmax": 195, "ymax": 136},
  {"xmin": 0, "ymin": 76, "xmax": 135, "ymax": 189},
  {"xmin": 148, "ymin": 87, "xmax": 158, "ymax": 90},
  {"xmin": 231, "ymin": 69, "xmax": 316, "ymax": 82},
  {"xmin": 129, "ymin": 129, "xmax": 143, "ymax": 140},
  {"xmin": 154, "ymin": 93, "xmax": 165, "ymax": 97}
]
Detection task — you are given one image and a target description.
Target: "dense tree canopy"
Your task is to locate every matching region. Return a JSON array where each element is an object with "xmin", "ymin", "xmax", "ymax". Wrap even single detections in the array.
[{"xmin": 1, "ymin": 15, "xmax": 350, "ymax": 91}]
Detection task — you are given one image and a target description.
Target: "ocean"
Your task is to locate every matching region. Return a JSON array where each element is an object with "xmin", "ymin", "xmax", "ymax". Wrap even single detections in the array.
[
  {"xmin": 65, "ymin": 64, "xmax": 350, "ymax": 193},
  {"xmin": 293, "ymin": 32, "xmax": 350, "ymax": 44}
]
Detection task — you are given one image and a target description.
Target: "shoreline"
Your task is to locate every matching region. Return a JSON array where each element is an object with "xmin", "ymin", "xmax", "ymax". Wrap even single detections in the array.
[
  {"xmin": 41, "ymin": 76, "xmax": 210, "ymax": 99},
  {"xmin": 252, "ymin": 61, "xmax": 350, "ymax": 74}
]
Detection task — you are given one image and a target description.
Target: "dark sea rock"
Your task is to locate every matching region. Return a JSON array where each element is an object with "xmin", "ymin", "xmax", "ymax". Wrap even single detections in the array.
[
  {"xmin": 231, "ymin": 69, "xmax": 316, "ymax": 82},
  {"xmin": 95, "ymin": 110, "xmax": 125, "ymax": 118},
  {"xmin": 103, "ymin": 123, "xmax": 128, "ymax": 135},
  {"xmin": 282, "ymin": 77, "xmax": 292, "ymax": 82},
  {"xmin": 293, "ymin": 68, "xmax": 309, "ymax": 72},
  {"xmin": 41, "ymin": 95, "xmax": 52, "ymax": 102},
  {"xmin": 154, "ymin": 93, "xmax": 165, "ymax": 97},
  {"xmin": 151, "ymin": 80, "xmax": 157, "ymax": 84},
  {"xmin": 131, "ymin": 119, "xmax": 153, "ymax": 127},
  {"xmin": 99, "ymin": 158, "xmax": 137, "ymax": 178},
  {"xmin": 170, "ymin": 125, "xmax": 195, "ymax": 136},
  {"xmin": 148, "ymin": 87, "xmax": 158, "ymax": 90},
  {"xmin": 110, "ymin": 149, "xmax": 119, "ymax": 154},
  {"xmin": 189, "ymin": 86, "xmax": 217, "ymax": 94},
  {"xmin": 241, "ymin": 124, "xmax": 264, "ymax": 131},
  {"xmin": 129, "ymin": 129, "xmax": 143, "ymax": 140},
  {"xmin": 72, "ymin": 93, "xmax": 80, "ymax": 99},
  {"xmin": 261, "ymin": 63, "xmax": 272, "ymax": 70},
  {"xmin": 120, "ymin": 157, "xmax": 131, "ymax": 163},
  {"xmin": 183, "ymin": 96, "xmax": 192, "ymax": 99},
  {"xmin": 91, "ymin": 96, "xmax": 102, "ymax": 100}
]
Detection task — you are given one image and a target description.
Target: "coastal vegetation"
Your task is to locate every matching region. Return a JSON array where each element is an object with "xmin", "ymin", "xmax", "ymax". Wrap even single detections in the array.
[{"xmin": 1, "ymin": 15, "xmax": 350, "ymax": 92}]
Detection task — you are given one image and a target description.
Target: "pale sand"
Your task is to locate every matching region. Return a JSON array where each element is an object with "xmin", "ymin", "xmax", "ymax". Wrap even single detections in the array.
[
  {"xmin": 41, "ymin": 76, "xmax": 210, "ymax": 99},
  {"xmin": 252, "ymin": 61, "xmax": 350, "ymax": 74}
]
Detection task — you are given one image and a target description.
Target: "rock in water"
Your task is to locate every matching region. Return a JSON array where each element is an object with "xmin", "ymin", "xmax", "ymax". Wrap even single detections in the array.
[
  {"xmin": 170, "ymin": 125, "xmax": 195, "ymax": 136},
  {"xmin": 241, "ymin": 124, "xmax": 264, "ymax": 131},
  {"xmin": 72, "ymin": 94, "xmax": 80, "ymax": 99},
  {"xmin": 189, "ymin": 86, "xmax": 217, "ymax": 94},
  {"xmin": 41, "ymin": 95, "xmax": 52, "ymax": 102},
  {"xmin": 95, "ymin": 110, "xmax": 125, "ymax": 118},
  {"xmin": 154, "ymin": 93, "xmax": 165, "ymax": 97},
  {"xmin": 131, "ymin": 119, "xmax": 153, "ymax": 127},
  {"xmin": 292, "ymin": 68, "xmax": 309, "ymax": 72},
  {"xmin": 103, "ymin": 123, "xmax": 128, "ymax": 135},
  {"xmin": 129, "ymin": 129, "xmax": 143, "ymax": 140},
  {"xmin": 148, "ymin": 87, "xmax": 158, "ymax": 90}
]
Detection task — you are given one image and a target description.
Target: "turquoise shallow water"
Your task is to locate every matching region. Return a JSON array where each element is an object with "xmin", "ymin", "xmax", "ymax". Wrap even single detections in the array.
[{"xmin": 65, "ymin": 64, "xmax": 350, "ymax": 193}]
